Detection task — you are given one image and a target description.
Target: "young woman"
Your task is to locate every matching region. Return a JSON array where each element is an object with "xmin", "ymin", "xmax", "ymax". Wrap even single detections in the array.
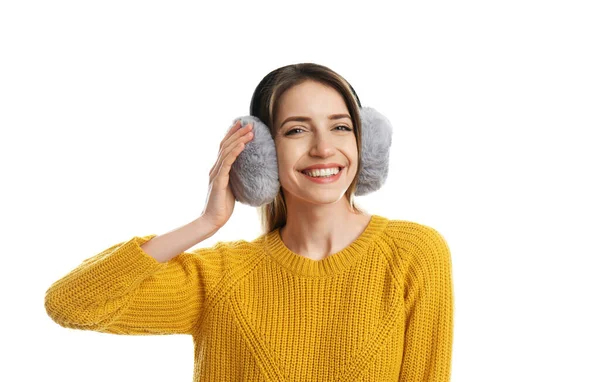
[{"xmin": 45, "ymin": 63, "xmax": 454, "ymax": 381}]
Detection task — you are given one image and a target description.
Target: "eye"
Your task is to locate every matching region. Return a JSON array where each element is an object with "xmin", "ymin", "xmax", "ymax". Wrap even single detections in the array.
[
  {"xmin": 285, "ymin": 125, "xmax": 352, "ymax": 136},
  {"xmin": 285, "ymin": 128, "xmax": 305, "ymax": 136}
]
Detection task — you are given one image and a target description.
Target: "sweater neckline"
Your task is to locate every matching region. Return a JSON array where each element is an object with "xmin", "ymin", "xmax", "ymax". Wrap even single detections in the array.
[{"xmin": 264, "ymin": 214, "xmax": 389, "ymax": 277}]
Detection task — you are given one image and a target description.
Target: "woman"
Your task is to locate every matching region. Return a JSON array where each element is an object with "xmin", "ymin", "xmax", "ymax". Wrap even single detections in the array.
[{"xmin": 45, "ymin": 63, "xmax": 454, "ymax": 381}]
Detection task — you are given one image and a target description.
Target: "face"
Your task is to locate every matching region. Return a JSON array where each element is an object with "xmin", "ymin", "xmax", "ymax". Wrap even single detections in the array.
[{"xmin": 273, "ymin": 80, "xmax": 358, "ymax": 207}]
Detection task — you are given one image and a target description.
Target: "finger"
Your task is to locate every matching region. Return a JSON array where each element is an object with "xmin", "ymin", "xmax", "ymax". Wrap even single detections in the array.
[
  {"xmin": 216, "ymin": 140, "xmax": 246, "ymax": 185},
  {"xmin": 219, "ymin": 120, "xmax": 240, "ymax": 149},
  {"xmin": 223, "ymin": 124, "xmax": 252, "ymax": 151},
  {"xmin": 211, "ymin": 128, "xmax": 253, "ymax": 183},
  {"xmin": 221, "ymin": 121, "xmax": 253, "ymax": 150},
  {"xmin": 212, "ymin": 121, "xmax": 245, "ymax": 179},
  {"xmin": 216, "ymin": 131, "xmax": 253, "ymax": 183},
  {"xmin": 220, "ymin": 120, "xmax": 250, "ymax": 149}
]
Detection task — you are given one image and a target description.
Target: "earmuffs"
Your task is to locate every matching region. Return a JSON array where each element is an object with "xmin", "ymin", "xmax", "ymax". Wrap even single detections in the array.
[{"xmin": 228, "ymin": 77, "xmax": 394, "ymax": 207}]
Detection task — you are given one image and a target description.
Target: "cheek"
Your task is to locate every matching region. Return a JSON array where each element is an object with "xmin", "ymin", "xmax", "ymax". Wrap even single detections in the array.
[
  {"xmin": 275, "ymin": 147, "xmax": 299, "ymax": 183},
  {"xmin": 345, "ymin": 161, "xmax": 357, "ymax": 178},
  {"xmin": 345, "ymin": 148, "xmax": 360, "ymax": 179},
  {"xmin": 343, "ymin": 142, "xmax": 359, "ymax": 163},
  {"xmin": 276, "ymin": 142, "xmax": 302, "ymax": 166},
  {"xmin": 275, "ymin": 146, "xmax": 290, "ymax": 169}
]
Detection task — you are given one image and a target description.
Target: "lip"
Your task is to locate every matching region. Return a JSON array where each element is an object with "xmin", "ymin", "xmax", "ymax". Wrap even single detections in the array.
[
  {"xmin": 300, "ymin": 163, "xmax": 344, "ymax": 171},
  {"xmin": 298, "ymin": 167, "xmax": 343, "ymax": 184}
]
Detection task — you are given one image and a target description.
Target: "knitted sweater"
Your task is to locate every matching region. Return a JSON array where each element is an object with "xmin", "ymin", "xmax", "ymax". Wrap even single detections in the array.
[{"xmin": 45, "ymin": 214, "xmax": 454, "ymax": 381}]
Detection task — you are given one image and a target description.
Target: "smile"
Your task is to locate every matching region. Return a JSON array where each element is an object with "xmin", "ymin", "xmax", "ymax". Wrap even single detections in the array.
[{"xmin": 297, "ymin": 167, "xmax": 343, "ymax": 184}]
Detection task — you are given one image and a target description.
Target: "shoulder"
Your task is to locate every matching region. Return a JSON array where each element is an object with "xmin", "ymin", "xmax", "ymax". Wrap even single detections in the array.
[
  {"xmin": 384, "ymin": 219, "xmax": 448, "ymax": 245},
  {"xmin": 381, "ymin": 219, "xmax": 452, "ymax": 270}
]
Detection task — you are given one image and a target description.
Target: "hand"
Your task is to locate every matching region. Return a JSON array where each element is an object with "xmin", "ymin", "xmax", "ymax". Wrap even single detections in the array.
[{"xmin": 201, "ymin": 119, "xmax": 254, "ymax": 229}]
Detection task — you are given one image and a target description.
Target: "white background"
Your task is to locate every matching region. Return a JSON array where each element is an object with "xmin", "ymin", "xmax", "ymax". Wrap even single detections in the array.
[{"xmin": 1, "ymin": 0, "xmax": 599, "ymax": 381}]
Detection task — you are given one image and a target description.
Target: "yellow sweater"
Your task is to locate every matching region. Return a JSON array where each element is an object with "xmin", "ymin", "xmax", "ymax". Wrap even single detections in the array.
[{"xmin": 45, "ymin": 214, "xmax": 454, "ymax": 381}]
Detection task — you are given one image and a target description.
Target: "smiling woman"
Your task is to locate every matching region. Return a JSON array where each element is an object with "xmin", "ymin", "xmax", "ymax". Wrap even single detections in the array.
[
  {"xmin": 45, "ymin": 62, "xmax": 454, "ymax": 382},
  {"xmin": 220, "ymin": 64, "xmax": 453, "ymax": 377}
]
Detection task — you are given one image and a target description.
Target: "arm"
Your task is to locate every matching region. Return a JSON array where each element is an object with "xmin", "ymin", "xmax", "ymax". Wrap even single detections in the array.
[
  {"xmin": 44, "ymin": 220, "xmax": 225, "ymax": 336},
  {"xmin": 399, "ymin": 226, "xmax": 454, "ymax": 381},
  {"xmin": 140, "ymin": 216, "xmax": 220, "ymax": 263}
]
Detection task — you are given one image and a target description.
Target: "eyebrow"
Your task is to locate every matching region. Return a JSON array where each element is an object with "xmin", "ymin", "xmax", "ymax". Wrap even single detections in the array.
[{"xmin": 279, "ymin": 113, "xmax": 351, "ymax": 129}]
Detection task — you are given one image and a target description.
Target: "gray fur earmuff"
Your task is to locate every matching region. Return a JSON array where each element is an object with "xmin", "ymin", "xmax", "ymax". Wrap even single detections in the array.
[{"xmin": 228, "ymin": 106, "xmax": 393, "ymax": 207}]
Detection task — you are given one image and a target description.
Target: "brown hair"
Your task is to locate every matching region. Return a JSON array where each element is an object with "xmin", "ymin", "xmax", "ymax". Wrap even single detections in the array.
[{"xmin": 251, "ymin": 63, "xmax": 367, "ymax": 234}]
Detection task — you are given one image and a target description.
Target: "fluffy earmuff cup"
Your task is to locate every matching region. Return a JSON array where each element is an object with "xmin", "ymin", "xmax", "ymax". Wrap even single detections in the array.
[
  {"xmin": 229, "ymin": 116, "xmax": 280, "ymax": 207},
  {"xmin": 354, "ymin": 107, "xmax": 394, "ymax": 196}
]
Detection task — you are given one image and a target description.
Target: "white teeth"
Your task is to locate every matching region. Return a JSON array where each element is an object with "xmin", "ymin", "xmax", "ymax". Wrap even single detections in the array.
[{"xmin": 302, "ymin": 167, "xmax": 341, "ymax": 177}]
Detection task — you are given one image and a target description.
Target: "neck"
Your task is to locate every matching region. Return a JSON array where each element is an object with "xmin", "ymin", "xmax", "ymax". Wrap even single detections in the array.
[{"xmin": 280, "ymin": 198, "xmax": 370, "ymax": 261}]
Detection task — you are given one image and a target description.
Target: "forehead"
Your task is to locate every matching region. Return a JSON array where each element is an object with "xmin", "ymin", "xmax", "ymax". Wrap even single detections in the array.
[{"xmin": 275, "ymin": 81, "xmax": 349, "ymax": 124}]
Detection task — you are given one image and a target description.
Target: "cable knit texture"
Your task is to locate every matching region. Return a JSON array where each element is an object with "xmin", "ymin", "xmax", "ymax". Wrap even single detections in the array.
[{"xmin": 45, "ymin": 214, "xmax": 454, "ymax": 381}]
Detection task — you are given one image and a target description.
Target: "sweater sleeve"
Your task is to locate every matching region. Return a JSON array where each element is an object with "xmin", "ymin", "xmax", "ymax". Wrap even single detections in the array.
[
  {"xmin": 44, "ymin": 234, "xmax": 224, "ymax": 336},
  {"xmin": 399, "ymin": 226, "xmax": 454, "ymax": 381}
]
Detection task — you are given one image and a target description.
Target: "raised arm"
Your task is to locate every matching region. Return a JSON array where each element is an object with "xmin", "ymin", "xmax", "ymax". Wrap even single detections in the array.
[{"xmin": 44, "ymin": 218, "xmax": 225, "ymax": 336}]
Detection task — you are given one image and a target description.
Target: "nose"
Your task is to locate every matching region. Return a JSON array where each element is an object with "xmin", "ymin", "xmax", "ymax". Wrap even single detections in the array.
[{"xmin": 309, "ymin": 131, "xmax": 336, "ymax": 157}]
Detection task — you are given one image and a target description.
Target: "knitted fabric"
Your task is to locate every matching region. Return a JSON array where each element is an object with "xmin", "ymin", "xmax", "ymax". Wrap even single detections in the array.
[{"xmin": 45, "ymin": 214, "xmax": 454, "ymax": 381}]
